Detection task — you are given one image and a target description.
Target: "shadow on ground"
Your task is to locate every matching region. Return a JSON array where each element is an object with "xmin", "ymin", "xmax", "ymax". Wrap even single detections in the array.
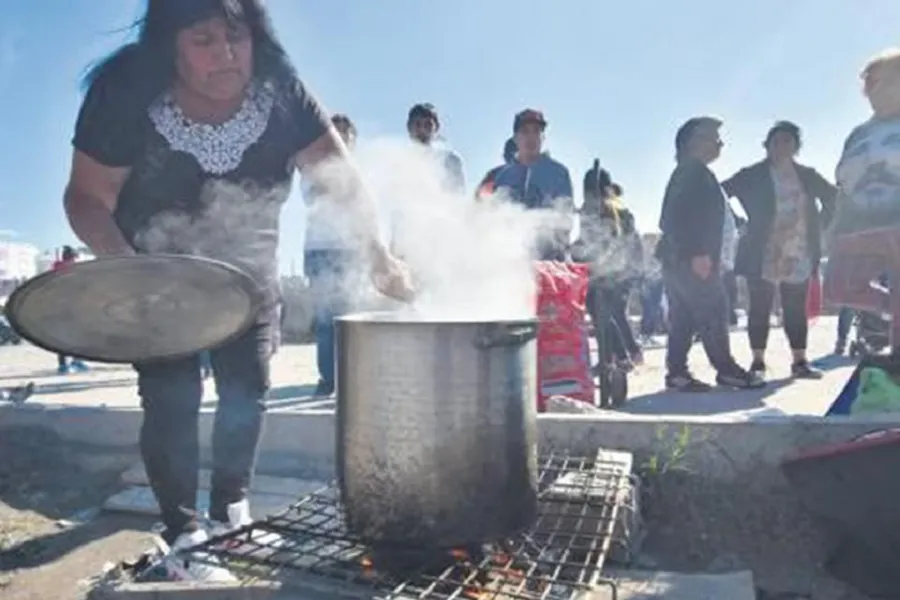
[
  {"xmin": 620, "ymin": 377, "xmax": 794, "ymax": 416},
  {"xmin": 34, "ymin": 378, "xmax": 135, "ymax": 396},
  {"xmin": 0, "ymin": 365, "xmax": 131, "ymax": 383},
  {"xmin": 809, "ymin": 353, "xmax": 856, "ymax": 372},
  {"xmin": 199, "ymin": 384, "xmax": 333, "ymax": 410}
]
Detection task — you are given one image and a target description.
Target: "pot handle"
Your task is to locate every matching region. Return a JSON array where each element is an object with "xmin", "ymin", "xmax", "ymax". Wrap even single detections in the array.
[{"xmin": 474, "ymin": 322, "xmax": 538, "ymax": 349}]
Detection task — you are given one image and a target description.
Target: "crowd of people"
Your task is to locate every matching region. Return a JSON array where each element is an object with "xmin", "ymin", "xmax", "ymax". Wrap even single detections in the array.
[
  {"xmin": 51, "ymin": 0, "xmax": 900, "ymax": 583},
  {"xmin": 302, "ymin": 107, "xmax": 845, "ymax": 395}
]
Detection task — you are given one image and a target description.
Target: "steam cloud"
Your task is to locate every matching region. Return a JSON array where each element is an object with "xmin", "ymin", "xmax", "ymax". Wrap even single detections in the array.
[{"xmin": 132, "ymin": 136, "xmax": 585, "ymax": 321}]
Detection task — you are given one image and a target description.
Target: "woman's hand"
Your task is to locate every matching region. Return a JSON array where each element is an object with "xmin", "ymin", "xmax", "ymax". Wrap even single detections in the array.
[{"xmin": 370, "ymin": 244, "xmax": 416, "ymax": 302}]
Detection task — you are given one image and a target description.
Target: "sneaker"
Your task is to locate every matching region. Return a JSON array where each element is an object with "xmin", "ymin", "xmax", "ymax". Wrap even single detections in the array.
[
  {"xmin": 792, "ymin": 360, "xmax": 824, "ymax": 380},
  {"xmin": 156, "ymin": 529, "xmax": 237, "ymax": 583},
  {"xmin": 665, "ymin": 372, "xmax": 713, "ymax": 392},
  {"xmin": 208, "ymin": 500, "xmax": 282, "ymax": 550},
  {"xmin": 716, "ymin": 370, "xmax": 765, "ymax": 389},
  {"xmin": 313, "ymin": 379, "xmax": 335, "ymax": 398},
  {"xmin": 70, "ymin": 360, "xmax": 90, "ymax": 373},
  {"xmin": 749, "ymin": 359, "xmax": 767, "ymax": 377}
]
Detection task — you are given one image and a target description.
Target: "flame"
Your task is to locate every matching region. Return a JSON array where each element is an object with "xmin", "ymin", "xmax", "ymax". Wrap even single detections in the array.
[
  {"xmin": 359, "ymin": 555, "xmax": 375, "ymax": 580},
  {"xmin": 450, "ymin": 548, "xmax": 470, "ymax": 561}
]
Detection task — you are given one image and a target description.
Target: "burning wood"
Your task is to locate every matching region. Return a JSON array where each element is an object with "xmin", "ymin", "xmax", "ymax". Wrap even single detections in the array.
[{"xmin": 356, "ymin": 543, "xmax": 546, "ymax": 600}]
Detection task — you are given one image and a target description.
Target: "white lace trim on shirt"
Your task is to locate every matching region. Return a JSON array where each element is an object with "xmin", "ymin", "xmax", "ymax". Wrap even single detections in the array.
[{"xmin": 148, "ymin": 84, "xmax": 274, "ymax": 175}]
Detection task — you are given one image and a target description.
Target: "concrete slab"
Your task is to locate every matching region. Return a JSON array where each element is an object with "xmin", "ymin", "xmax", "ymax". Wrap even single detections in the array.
[
  {"xmin": 90, "ymin": 580, "xmax": 282, "ymax": 600},
  {"xmin": 591, "ymin": 569, "xmax": 756, "ymax": 600}
]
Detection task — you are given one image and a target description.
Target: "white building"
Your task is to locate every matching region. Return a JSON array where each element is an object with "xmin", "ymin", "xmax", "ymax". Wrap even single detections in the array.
[{"xmin": 0, "ymin": 241, "xmax": 39, "ymax": 280}]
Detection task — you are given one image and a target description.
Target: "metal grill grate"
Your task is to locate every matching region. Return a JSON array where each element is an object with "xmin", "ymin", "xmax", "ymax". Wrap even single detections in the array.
[{"xmin": 185, "ymin": 453, "xmax": 634, "ymax": 600}]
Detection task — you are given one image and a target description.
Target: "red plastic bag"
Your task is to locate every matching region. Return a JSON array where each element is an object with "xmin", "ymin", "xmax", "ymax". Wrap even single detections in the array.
[
  {"xmin": 534, "ymin": 262, "xmax": 594, "ymax": 412},
  {"xmin": 807, "ymin": 273, "xmax": 822, "ymax": 322}
]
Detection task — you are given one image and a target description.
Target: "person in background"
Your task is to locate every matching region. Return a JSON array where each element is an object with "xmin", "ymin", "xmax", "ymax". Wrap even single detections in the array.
[
  {"xmin": 406, "ymin": 103, "xmax": 466, "ymax": 193},
  {"xmin": 639, "ymin": 234, "xmax": 666, "ymax": 342},
  {"xmin": 722, "ymin": 211, "xmax": 747, "ymax": 327},
  {"xmin": 491, "ymin": 109, "xmax": 574, "ymax": 260},
  {"xmin": 835, "ymin": 307, "xmax": 855, "ymax": 355},
  {"xmin": 577, "ymin": 163, "xmax": 644, "ymax": 368},
  {"xmin": 63, "ymin": 0, "xmax": 411, "ymax": 582},
  {"xmin": 656, "ymin": 116, "xmax": 763, "ymax": 391},
  {"xmin": 722, "ymin": 121, "xmax": 837, "ymax": 379},
  {"xmin": 827, "ymin": 49, "xmax": 900, "ymax": 353},
  {"xmin": 475, "ymin": 137, "xmax": 517, "ymax": 200},
  {"xmin": 52, "ymin": 246, "xmax": 90, "ymax": 374},
  {"xmin": 303, "ymin": 113, "xmax": 360, "ymax": 398}
]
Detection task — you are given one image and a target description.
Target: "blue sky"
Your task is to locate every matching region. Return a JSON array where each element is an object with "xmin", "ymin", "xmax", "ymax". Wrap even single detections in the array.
[{"xmin": 0, "ymin": 0, "xmax": 898, "ymax": 272}]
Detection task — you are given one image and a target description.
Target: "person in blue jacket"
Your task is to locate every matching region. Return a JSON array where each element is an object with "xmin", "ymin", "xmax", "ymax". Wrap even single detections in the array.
[{"xmin": 491, "ymin": 109, "xmax": 575, "ymax": 260}]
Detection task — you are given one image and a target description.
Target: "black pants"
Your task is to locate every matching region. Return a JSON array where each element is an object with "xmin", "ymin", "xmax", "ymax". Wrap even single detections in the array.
[
  {"xmin": 723, "ymin": 270, "xmax": 738, "ymax": 325},
  {"xmin": 746, "ymin": 278, "xmax": 808, "ymax": 351},
  {"xmin": 136, "ymin": 317, "xmax": 275, "ymax": 544},
  {"xmin": 587, "ymin": 280, "xmax": 640, "ymax": 363},
  {"xmin": 663, "ymin": 263, "xmax": 739, "ymax": 376}
]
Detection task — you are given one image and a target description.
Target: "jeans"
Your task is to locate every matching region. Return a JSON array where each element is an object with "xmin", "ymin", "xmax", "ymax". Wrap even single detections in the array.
[
  {"xmin": 663, "ymin": 262, "xmax": 740, "ymax": 376},
  {"xmin": 723, "ymin": 270, "xmax": 738, "ymax": 325},
  {"xmin": 304, "ymin": 249, "xmax": 358, "ymax": 390},
  {"xmin": 746, "ymin": 278, "xmax": 809, "ymax": 351},
  {"xmin": 837, "ymin": 308, "xmax": 855, "ymax": 346},
  {"xmin": 587, "ymin": 280, "xmax": 640, "ymax": 363},
  {"xmin": 640, "ymin": 280, "xmax": 665, "ymax": 336},
  {"xmin": 136, "ymin": 317, "xmax": 275, "ymax": 544}
]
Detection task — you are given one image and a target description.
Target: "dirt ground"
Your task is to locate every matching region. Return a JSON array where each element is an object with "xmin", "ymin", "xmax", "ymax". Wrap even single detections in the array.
[
  {"xmin": 0, "ymin": 426, "xmax": 154, "ymax": 600},
  {"xmin": 638, "ymin": 469, "xmax": 874, "ymax": 600}
]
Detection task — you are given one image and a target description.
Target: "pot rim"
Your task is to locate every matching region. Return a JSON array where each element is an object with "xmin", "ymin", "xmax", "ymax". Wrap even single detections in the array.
[{"xmin": 336, "ymin": 311, "xmax": 538, "ymax": 325}]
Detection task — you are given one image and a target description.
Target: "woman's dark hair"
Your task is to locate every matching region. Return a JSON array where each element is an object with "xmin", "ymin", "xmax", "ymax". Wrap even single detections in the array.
[
  {"xmin": 764, "ymin": 120, "xmax": 802, "ymax": 150},
  {"xmin": 82, "ymin": 0, "xmax": 295, "ymax": 104}
]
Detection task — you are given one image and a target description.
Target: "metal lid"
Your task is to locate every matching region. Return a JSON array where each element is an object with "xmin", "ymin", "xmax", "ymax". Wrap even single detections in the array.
[{"xmin": 5, "ymin": 254, "xmax": 264, "ymax": 363}]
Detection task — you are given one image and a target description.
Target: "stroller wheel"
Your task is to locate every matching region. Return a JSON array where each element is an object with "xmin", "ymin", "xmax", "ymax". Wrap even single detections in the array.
[{"xmin": 609, "ymin": 367, "xmax": 629, "ymax": 408}]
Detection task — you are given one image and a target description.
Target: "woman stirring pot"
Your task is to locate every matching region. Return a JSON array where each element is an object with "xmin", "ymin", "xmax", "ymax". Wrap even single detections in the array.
[
  {"xmin": 722, "ymin": 121, "xmax": 837, "ymax": 380},
  {"xmin": 63, "ymin": 0, "xmax": 411, "ymax": 582}
]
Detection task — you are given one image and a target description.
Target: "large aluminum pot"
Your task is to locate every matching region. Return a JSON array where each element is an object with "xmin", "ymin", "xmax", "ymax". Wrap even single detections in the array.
[{"xmin": 336, "ymin": 312, "xmax": 539, "ymax": 548}]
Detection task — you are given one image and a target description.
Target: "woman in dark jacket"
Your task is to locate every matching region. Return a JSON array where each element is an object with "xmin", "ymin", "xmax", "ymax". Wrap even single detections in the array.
[
  {"xmin": 722, "ymin": 121, "xmax": 837, "ymax": 379},
  {"xmin": 576, "ymin": 161, "xmax": 644, "ymax": 368}
]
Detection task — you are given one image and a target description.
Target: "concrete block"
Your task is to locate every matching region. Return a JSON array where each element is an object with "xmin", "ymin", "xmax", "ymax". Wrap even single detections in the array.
[
  {"xmin": 542, "ymin": 449, "xmax": 642, "ymax": 565},
  {"xmin": 589, "ymin": 569, "xmax": 756, "ymax": 600},
  {"xmin": 89, "ymin": 580, "xmax": 282, "ymax": 600}
]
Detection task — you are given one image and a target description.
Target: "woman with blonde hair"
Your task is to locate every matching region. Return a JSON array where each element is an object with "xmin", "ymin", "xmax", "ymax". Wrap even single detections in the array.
[{"xmin": 825, "ymin": 47, "xmax": 900, "ymax": 356}]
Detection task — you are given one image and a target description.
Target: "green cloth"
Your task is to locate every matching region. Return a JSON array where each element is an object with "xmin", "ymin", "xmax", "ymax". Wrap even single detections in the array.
[{"xmin": 851, "ymin": 367, "xmax": 900, "ymax": 415}]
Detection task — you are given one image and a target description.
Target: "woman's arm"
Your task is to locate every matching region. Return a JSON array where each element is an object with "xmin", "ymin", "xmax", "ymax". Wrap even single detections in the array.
[{"xmin": 63, "ymin": 151, "xmax": 134, "ymax": 256}]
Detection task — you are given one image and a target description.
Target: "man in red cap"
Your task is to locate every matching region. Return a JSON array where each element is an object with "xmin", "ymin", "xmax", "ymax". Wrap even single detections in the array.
[{"xmin": 489, "ymin": 109, "xmax": 574, "ymax": 260}]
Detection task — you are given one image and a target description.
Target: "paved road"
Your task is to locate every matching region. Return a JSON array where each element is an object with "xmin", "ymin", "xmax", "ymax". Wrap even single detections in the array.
[{"xmin": 0, "ymin": 316, "xmax": 856, "ymax": 418}]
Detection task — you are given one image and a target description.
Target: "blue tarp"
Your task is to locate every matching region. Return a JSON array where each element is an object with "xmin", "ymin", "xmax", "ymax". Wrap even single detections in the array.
[{"xmin": 827, "ymin": 364, "xmax": 863, "ymax": 416}]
